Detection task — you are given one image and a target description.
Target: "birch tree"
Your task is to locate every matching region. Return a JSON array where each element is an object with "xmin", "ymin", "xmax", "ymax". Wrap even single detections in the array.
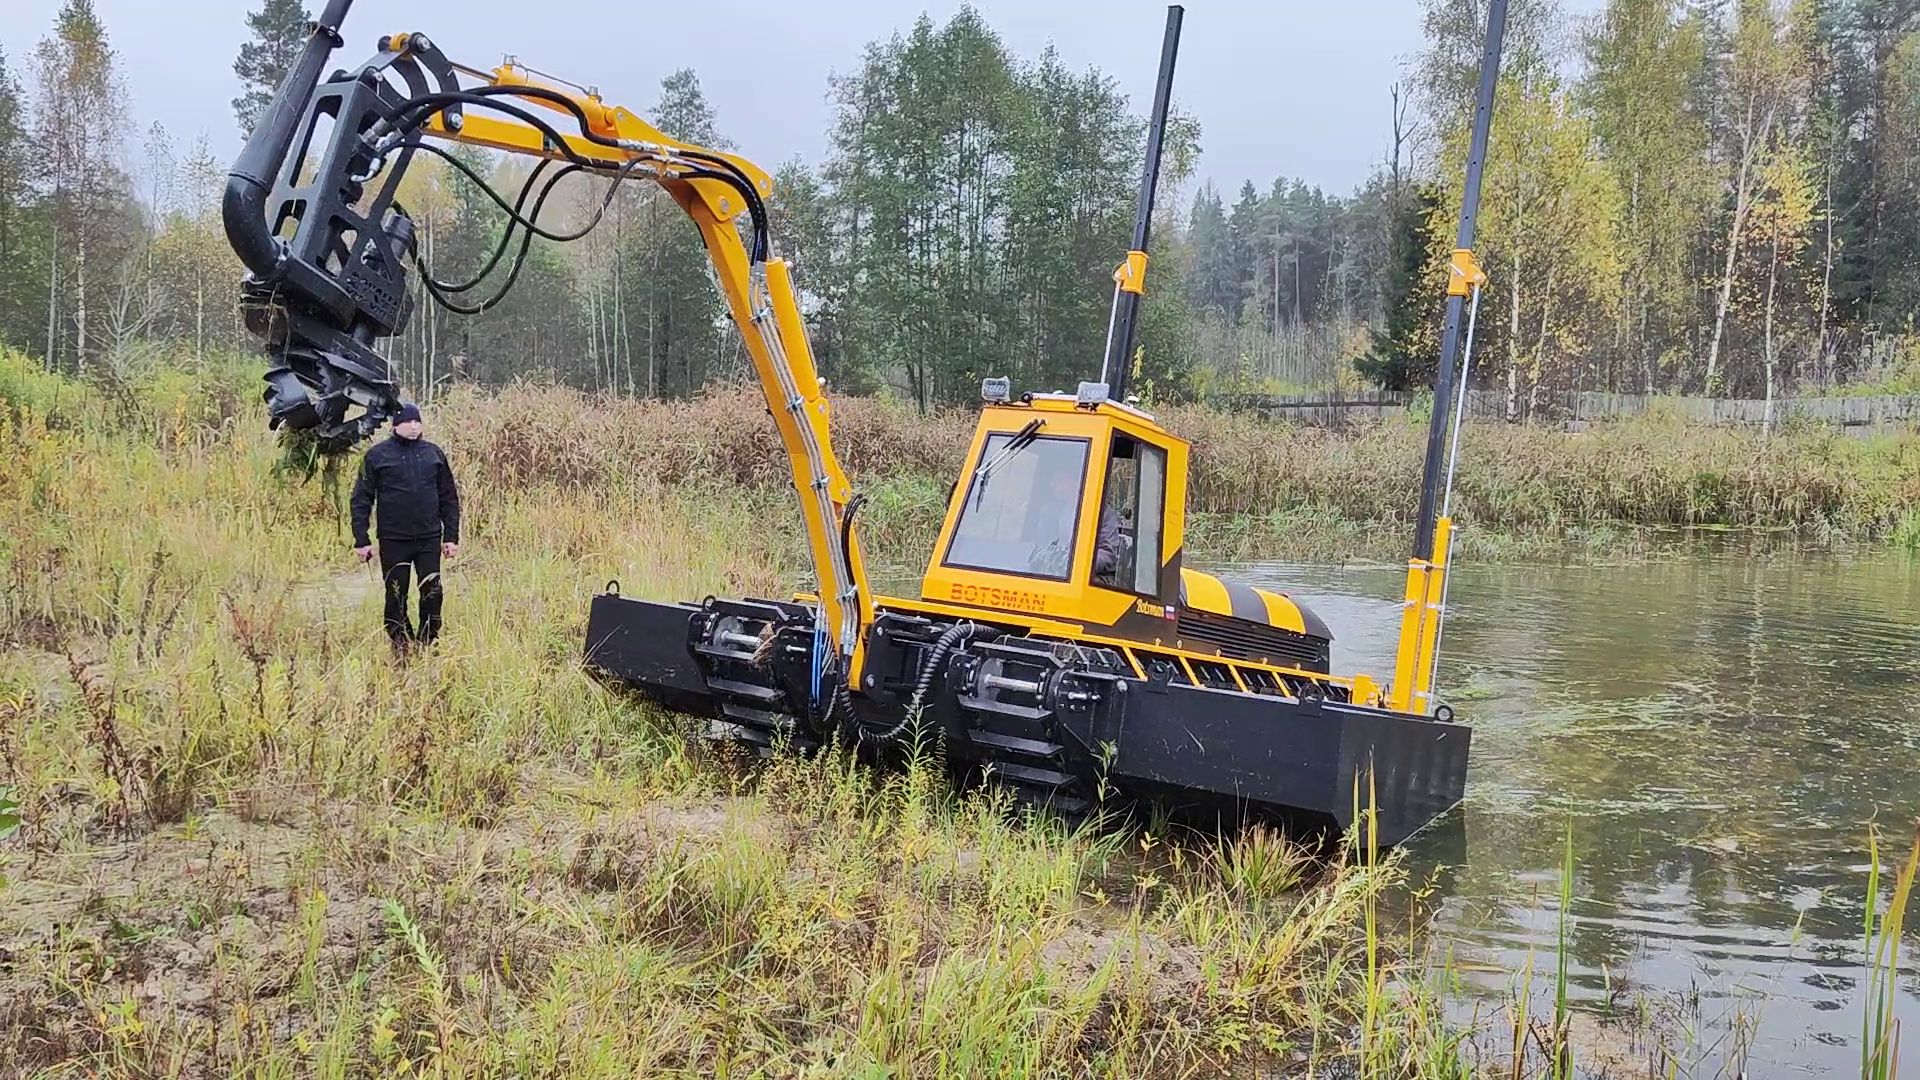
[
  {"xmin": 232, "ymin": 0, "xmax": 310, "ymax": 137},
  {"xmin": 1582, "ymin": 0, "xmax": 1713, "ymax": 392},
  {"xmin": 1703, "ymin": 0, "xmax": 1807, "ymax": 393},
  {"xmin": 31, "ymin": 0, "xmax": 132, "ymax": 375},
  {"xmin": 1432, "ymin": 76, "xmax": 1622, "ymax": 420},
  {"xmin": 1747, "ymin": 145, "xmax": 1817, "ymax": 426}
]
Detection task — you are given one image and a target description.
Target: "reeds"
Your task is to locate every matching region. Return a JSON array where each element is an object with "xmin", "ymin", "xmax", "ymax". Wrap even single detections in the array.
[
  {"xmin": 0, "ymin": 348, "xmax": 1466, "ymax": 1077},
  {"xmin": 10, "ymin": 348, "xmax": 1920, "ymax": 568},
  {"xmin": 1862, "ymin": 821, "xmax": 1920, "ymax": 1080},
  {"xmin": 6, "ymin": 347, "xmax": 1916, "ymax": 1076},
  {"xmin": 420, "ymin": 378, "xmax": 1920, "ymax": 556}
]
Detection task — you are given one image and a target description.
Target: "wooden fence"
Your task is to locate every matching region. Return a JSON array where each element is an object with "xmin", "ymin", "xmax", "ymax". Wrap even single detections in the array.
[{"xmin": 1220, "ymin": 389, "xmax": 1920, "ymax": 429}]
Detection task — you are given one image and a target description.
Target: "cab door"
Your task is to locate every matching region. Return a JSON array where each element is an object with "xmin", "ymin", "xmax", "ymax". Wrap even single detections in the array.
[{"xmin": 1090, "ymin": 427, "xmax": 1183, "ymax": 617}]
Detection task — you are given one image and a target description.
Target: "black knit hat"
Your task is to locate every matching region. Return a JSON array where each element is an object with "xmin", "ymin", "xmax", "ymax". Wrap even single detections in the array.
[{"xmin": 393, "ymin": 401, "xmax": 422, "ymax": 425}]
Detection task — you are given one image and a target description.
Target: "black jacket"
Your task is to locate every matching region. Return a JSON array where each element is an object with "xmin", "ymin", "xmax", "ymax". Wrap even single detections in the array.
[{"xmin": 350, "ymin": 435, "xmax": 461, "ymax": 547}]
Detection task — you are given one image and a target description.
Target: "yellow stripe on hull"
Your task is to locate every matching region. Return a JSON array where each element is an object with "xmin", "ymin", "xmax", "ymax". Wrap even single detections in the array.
[
  {"xmin": 1180, "ymin": 568, "xmax": 1313, "ymax": 636},
  {"xmin": 1179, "ymin": 567, "xmax": 1233, "ymax": 617},
  {"xmin": 1258, "ymin": 589, "xmax": 1308, "ymax": 635}
]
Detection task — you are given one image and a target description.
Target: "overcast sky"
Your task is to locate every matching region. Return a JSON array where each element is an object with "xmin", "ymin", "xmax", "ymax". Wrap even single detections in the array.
[{"xmin": 3, "ymin": 0, "xmax": 1554, "ymax": 202}]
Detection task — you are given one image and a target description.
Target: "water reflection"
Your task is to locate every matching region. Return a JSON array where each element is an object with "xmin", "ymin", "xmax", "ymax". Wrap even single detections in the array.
[{"xmin": 1227, "ymin": 550, "xmax": 1920, "ymax": 1075}]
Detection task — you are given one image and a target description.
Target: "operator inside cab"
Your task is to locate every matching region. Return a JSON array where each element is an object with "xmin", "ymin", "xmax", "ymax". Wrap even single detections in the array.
[
  {"xmin": 946, "ymin": 435, "xmax": 1088, "ymax": 579},
  {"xmin": 1093, "ymin": 442, "xmax": 1137, "ymax": 587}
]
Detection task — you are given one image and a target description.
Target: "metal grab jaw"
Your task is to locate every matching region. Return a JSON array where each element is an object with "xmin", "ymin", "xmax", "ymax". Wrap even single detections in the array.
[{"xmin": 224, "ymin": 5, "xmax": 462, "ymax": 451}]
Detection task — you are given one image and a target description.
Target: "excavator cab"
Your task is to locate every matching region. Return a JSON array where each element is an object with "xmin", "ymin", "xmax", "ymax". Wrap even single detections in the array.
[
  {"xmin": 925, "ymin": 388, "xmax": 1185, "ymax": 625},
  {"xmin": 924, "ymin": 384, "xmax": 1336, "ymax": 677}
]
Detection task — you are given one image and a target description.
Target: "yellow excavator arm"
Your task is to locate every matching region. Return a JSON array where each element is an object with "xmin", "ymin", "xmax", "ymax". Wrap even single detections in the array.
[
  {"xmin": 419, "ymin": 54, "xmax": 878, "ymax": 676},
  {"xmin": 221, "ymin": 7, "xmax": 874, "ymax": 680}
]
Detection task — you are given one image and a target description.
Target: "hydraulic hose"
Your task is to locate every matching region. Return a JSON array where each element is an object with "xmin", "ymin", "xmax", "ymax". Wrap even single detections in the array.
[
  {"xmin": 394, "ymin": 132, "xmax": 647, "ymax": 242},
  {"xmin": 423, "ymin": 157, "xmax": 554, "ymax": 293},
  {"xmin": 863, "ymin": 621, "xmax": 986, "ymax": 744},
  {"xmin": 792, "ymin": 492, "xmax": 867, "ymax": 736},
  {"xmin": 908, "ymin": 622, "xmax": 982, "ymax": 717},
  {"xmin": 399, "ymin": 149, "xmax": 652, "ymax": 315},
  {"xmin": 375, "ymin": 84, "xmax": 772, "ymax": 258},
  {"xmin": 398, "ymin": 136, "xmax": 741, "ymax": 318},
  {"xmin": 837, "ymin": 492, "xmax": 867, "ymax": 623}
]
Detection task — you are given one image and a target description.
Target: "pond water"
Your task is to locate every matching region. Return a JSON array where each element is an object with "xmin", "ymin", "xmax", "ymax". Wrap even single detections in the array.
[{"xmin": 1227, "ymin": 549, "xmax": 1920, "ymax": 1077}]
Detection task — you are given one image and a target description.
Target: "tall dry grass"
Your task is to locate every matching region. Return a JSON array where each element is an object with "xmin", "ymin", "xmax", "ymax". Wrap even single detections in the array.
[
  {"xmin": 412, "ymin": 377, "xmax": 1920, "ymax": 566},
  {"xmin": 14, "ymin": 347, "xmax": 1918, "ymax": 566},
  {"xmin": 1, "ymin": 352, "xmax": 1480, "ymax": 1077}
]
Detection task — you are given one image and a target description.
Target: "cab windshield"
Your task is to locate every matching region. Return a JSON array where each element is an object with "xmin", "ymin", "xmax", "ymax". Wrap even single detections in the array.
[{"xmin": 943, "ymin": 433, "xmax": 1089, "ymax": 580}]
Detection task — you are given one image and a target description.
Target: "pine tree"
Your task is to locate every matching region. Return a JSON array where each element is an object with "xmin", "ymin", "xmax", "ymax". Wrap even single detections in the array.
[
  {"xmin": 436, "ymin": 146, "xmax": 506, "ymax": 378},
  {"xmin": 1224, "ymin": 181, "xmax": 1262, "ymax": 324},
  {"xmin": 1354, "ymin": 186, "xmax": 1444, "ymax": 390},
  {"xmin": 1186, "ymin": 184, "xmax": 1236, "ymax": 319},
  {"xmin": 0, "ymin": 45, "xmax": 45, "ymax": 354},
  {"xmin": 652, "ymin": 69, "xmax": 722, "ymax": 146},
  {"xmin": 232, "ymin": 0, "xmax": 310, "ymax": 137},
  {"xmin": 634, "ymin": 69, "xmax": 726, "ymax": 397}
]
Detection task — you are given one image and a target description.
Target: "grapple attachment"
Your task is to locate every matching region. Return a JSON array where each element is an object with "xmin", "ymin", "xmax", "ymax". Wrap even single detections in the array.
[{"xmin": 224, "ymin": 3, "xmax": 462, "ymax": 452}]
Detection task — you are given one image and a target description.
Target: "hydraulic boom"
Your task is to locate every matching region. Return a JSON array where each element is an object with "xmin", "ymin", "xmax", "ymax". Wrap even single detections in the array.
[{"xmin": 223, "ymin": 1, "xmax": 874, "ymax": 682}]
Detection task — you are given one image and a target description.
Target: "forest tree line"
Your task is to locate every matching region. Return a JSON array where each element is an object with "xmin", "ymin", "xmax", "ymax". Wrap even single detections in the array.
[{"xmin": 3, "ymin": 0, "xmax": 1920, "ymax": 417}]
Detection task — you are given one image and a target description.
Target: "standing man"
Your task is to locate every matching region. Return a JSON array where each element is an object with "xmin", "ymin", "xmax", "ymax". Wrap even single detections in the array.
[{"xmin": 351, "ymin": 402, "xmax": 461, "ymax": 654}]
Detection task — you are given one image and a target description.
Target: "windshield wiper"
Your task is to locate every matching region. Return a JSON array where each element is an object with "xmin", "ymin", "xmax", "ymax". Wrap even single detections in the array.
[{"xmin": 972, "ymin": 418, "xmax": 1044, "ymax": 505}]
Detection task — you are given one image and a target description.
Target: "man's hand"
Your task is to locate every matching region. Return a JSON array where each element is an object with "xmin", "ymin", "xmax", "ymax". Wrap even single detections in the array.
[
  {"xmin": 355, "ymin": 545, "xmax": 374, "ymax": 563},
  {"xmin": 442, "ymin": 541, "xmax": 459, "ymax": 559}
]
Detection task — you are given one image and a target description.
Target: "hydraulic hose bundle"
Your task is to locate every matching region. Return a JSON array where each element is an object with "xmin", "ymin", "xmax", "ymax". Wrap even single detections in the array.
[{"xmin": 222, "ymin": 5, "xmax": 773, "ymax": 449}]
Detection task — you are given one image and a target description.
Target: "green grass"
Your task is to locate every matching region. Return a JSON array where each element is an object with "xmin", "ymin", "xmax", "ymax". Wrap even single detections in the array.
[
  {"xmin": 1891, "ymin": 509, "xmax": 1920, "ymax": 552},
  {"xmin": 1552, "ymin": 822, "xmax": 1574, "ymax": 1080},
  {"xmin": 0, "ymin": 351, "xmax": 1465, "ymax": 1077},
  {"xmin": 1861, "ymin": 823, "xmax": 1920, "ymax": 1080},
  {"xmin": 6, "ymin": 349, "xmax": 1918, "ymax": 1077}
]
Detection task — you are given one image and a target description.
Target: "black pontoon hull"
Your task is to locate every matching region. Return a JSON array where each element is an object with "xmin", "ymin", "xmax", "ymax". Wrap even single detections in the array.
[{"xmin": 584, "ymin": 592, "xmax": 1468, "ymax": 846}]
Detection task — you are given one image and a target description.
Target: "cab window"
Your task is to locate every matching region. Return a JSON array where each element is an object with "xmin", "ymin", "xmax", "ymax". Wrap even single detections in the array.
[
  {"xmin": 944, "ymin": 433, "xmax": 1089, "ymax": 580},
  {"xmin": 1093, "ymin": 434, "xmax": 1167, "ymax": 596}
]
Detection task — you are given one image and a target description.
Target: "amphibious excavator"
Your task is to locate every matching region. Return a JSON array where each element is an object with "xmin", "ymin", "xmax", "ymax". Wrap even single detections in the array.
[{"xmin": 223, "ymin": 2, "xmax": 1506, "ymax": 844}]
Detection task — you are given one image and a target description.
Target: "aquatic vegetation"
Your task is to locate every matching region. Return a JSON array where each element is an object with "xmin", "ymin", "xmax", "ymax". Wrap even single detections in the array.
[
  {"xmin": 1891, "ymin": 509, "xmax": 1920, "ymax": 551},
  {"xmin": 1862, "ymin": 823, "xmax": 1920, "ymax": 1080}
]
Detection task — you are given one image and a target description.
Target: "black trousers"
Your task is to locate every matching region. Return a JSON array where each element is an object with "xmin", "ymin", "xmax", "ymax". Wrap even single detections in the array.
[{"xmin": 378, "ymin": 538, "xmax": 443, "ymax": 645}]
